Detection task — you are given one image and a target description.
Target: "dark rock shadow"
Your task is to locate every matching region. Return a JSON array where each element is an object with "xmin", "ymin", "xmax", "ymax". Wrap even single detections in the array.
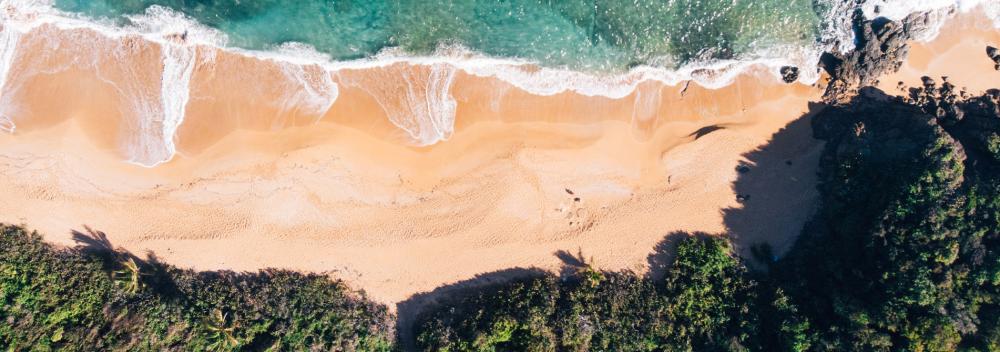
[
  {"xmin": 722, "ymin": 102, "xmax": 828, "ymax": 267},
  {"xmin": 688, "ymin": 124, "xmax": 726, "ymax": 140},
  {"xmin": 394, "ymin": 267, "xmax": 550, "ymax": 350}
]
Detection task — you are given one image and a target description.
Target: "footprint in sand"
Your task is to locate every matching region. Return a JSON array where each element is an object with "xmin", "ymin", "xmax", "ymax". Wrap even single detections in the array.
[{"xmin": 557, "ymin": 188, "xmax": 588, "ymax": 227}]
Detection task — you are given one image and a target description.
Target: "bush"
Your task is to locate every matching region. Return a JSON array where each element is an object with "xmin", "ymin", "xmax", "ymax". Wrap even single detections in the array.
[
  {"xmin": 0, "ymin": 226, "xmax": 393, "ymax": 351},
  {"xmin": 414, "ymin": 236, "xmax": 762, "ymax": 352}
]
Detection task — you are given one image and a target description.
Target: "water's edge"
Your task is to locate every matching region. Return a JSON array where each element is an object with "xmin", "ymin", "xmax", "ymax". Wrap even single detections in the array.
[{"xmin": 0, "ymin": 0, "xmax": 996, "ymax": 166}]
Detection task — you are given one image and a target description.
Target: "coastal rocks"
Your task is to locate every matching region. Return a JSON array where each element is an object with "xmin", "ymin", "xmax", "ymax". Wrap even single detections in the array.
[
  {"xmin": 895, "ymin": 76, "xmax": 999, "ymax": 166},
  {"xmin": 904, "ymin": 76, "xmax": 966, "ymax": 125},
  {"xmin": 780, "ymin": 66, "xmax": 800, "ymax": 83},
  {"xmin": 812, "ymin": 87, "xmax": 966, "ymax": 200},
  {"xmin": 988, "ymin": 46, "xmax": 1000, "ymax": 70},
  {"xmin": 946, "ymin": 90, "xmax": 1000, "ymax": 164},
  {"xmin": 816, "ymin": 77, "xmax": 1000, "ymax": 177},
  {"xmin": 820, "ymin": 10, "xmax": 932, "ymax": 103}
]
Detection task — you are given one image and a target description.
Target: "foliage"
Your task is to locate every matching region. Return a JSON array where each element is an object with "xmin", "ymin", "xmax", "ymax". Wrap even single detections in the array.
[
  {"xmin": 414, "ymin": 236, "xmax": 762, "ymax": 351},
  {"xmin": 778, "ymin": 88, "xmax": 1000, "ymax": 351},
  {"xmin": 0, "ymin": 226, "xmax": 393, "ymax": 351}
]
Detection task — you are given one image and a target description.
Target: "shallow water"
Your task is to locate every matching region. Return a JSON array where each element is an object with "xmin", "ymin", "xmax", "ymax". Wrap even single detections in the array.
[{"xmin": 54, "ymin": 0, "xmax": 824, "ymax": 72}]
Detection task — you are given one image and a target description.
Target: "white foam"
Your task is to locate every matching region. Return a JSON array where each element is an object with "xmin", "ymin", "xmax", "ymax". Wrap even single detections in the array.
[
  {"xmin": 0, "ymin": 23, "xmax": 20, "ymax": 133},
  {"xmin": 123, "ymin": 5, "xmax": 227, "ymax": 47},
  {"xmin": 342, "ymin": 63, "xmax": 457, "ymax": 145},
  {"xmin": 145, "ymin": 42, "xmax": 196, "ymax": 166},
  {"xmin": 859, "ymin": 0, "xmax": 1000, "ymax": 43},
  {"xmin": 862, "ymin": 0, "xmax": 998, "ymax": 22},
  {"xmin": 278, "ymin": 62, "xmax": 339, "ymax": 124},
  {"xmin": 631, "ymin": 84, "xmax": 663, "ymax": 130}
]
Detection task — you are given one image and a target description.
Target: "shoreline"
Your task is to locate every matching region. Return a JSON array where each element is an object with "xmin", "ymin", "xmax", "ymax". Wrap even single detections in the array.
[
  {"xmin": 0, "ymin": 61, "xmax": 823, "ymax": 306},
  {"xmin": 0, "ymin": 8, "xmax": 997, "ymax": 308},
  {"xmin": 0, "ymin": 2, "xmax": 994, "ymax": 167}
]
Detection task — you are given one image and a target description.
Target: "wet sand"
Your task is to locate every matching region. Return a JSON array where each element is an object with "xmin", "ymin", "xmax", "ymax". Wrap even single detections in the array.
[{"xmin": 1, "ymin": 11, "xmax": 994, "ymax": 307}]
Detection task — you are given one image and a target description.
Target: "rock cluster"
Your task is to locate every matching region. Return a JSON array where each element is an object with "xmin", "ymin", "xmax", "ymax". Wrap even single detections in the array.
[
  {"xmin": 820, "ymin": 10, "xmax": 935, "ymax": 103},
  {"xmin": 904, "ymin": 76, "xmax": 966, "ymax": 125},
  {"xmin": 780, "ymin": 66, "xmax": 800, "ymax": 83},
  {"xmin": 868, "ymin": 45, "xmax": 1000, "ymax": 166},
  {"xmin": 988, "ymin": 46, "xmax": 1000, "ymax": 70}
]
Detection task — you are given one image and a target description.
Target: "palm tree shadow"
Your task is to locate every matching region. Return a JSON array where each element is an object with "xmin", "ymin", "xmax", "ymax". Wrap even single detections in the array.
[
  {"xmin": 554, "ymin": 248, "xmax": 590, "ymax": 278},
  {"xmin": 722, "ymin": 102, "xmax": 827, "ymax": 267},
  {"xmin": 71, "ymin": 225, "xmax": 182, "ymax": 299},
  {"xmin": 71, "ymin": 225, "xmax": 116, "ymax": 255}
]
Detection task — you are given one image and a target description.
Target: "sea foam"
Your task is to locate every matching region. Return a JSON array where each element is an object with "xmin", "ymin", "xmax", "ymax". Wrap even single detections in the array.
[
  {"xmin": 0, "ymin": 24, "xmax": 20, "ymax": 133},
  {"xmin": 341, "ymin": 63, "xmax": 457, "ymax": 145}
]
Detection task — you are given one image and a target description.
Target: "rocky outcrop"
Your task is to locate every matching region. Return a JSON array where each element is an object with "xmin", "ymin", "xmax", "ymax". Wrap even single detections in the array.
[
  {"xmin": 815, "ymin": 80, "xmax": 1000, "ymax": 174},
  {"xmin": 780, "ymin": 66, "xmax": 800, "ymax": 83},
  {"xmin": 988, "ymin": 46, "xmax": 1000, "ymax": 70},
  {"xmin": 820, "ymin": 10, "xmax": 937, "ymax": 103}
]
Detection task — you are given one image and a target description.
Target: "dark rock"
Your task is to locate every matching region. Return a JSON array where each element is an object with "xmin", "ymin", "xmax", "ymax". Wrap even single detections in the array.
[
  {"xmin": 820, "ymin": 11, "xmax": 932, "ymax": 103},
  {"xmin": 949, "ymin": 104, "xmax": 965, "ymax": 122},
  {"xmin": 988, "ymin": 46, "xmax": 999, "ymax": 61},
  {"xmin": 936, "ymin": 106, "xmax": 947, "ymax": 119},
  {"xmin": 780, "ymin": 66, "xmax": 799, "ymax": 83},
  {"xmin": 736, "ymin": 164, "xmax": 751, "ymax": 174},
  {"xmin": 921, "ymin": 76, "xmax": 936, "ymax": 88},
  {"xmin": 736, "ymin": 194, "xmax": 751, "ymax": 202}
]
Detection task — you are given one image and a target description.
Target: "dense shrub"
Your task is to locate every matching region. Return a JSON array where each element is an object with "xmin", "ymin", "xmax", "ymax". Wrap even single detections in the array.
[
  {"xmin": 414, "ymin": 236, "xmax": 763, "ymax": 352},
  {"xmin": 0, "ymin": 226, "xmax": 393, "ymax": 351}
]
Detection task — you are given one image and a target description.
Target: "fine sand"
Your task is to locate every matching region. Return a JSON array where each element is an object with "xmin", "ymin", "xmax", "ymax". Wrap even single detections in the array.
[{"xmin": 0, "ymin": 11, "xmax": 995, "ymax": 309}]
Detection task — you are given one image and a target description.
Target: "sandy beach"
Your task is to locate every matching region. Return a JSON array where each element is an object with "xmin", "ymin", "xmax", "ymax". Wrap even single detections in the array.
[{"xmin": 0, "ymin": 9, "xmax": 996, "ymax": 309}]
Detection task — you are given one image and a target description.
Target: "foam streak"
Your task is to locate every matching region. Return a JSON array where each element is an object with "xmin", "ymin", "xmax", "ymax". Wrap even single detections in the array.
[
  {"xmin": 0, "ymin": 25, "xmax": 19, "ymax": 133},
  {"xmin": 150, "ymin": 42, "xmax": 195, "ymax": 166}
]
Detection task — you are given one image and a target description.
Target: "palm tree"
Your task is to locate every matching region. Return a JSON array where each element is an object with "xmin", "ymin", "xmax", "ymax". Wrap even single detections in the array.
[
  {"xmin": 204, "ymin": 308, "xmax": 240, "ymax": 351},
  {"xmin": 112, "ymin": 257, "xmax": 143, "ymax": 294}
]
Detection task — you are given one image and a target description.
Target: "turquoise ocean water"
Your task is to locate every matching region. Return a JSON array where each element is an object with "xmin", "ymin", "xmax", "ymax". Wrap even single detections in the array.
[{"xmin": 53, "ymin": 0, "xmax": 828, "ymax": 73}]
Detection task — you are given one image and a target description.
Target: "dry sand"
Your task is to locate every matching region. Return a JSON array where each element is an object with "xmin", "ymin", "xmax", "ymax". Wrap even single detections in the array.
[
  {"xmin": 0, "ymin": 11, "xmax": 995, "ymax": 310},
  {"xmin": 879, "ymin": 11, "xmax": 1000, "ymax": 95}
]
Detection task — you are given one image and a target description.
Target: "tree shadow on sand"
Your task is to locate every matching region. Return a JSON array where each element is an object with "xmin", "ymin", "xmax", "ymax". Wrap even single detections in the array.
[
  {"xmin": 393, "ymin": 104, "xmax": 832, "ymax": 347},
  {"xmin": 71, "ymin": 226, "xmax": 183, "ymax": 299},
  {"xmin": 722, "ymin": 102, "xmax": 827, "ymax": 267}
]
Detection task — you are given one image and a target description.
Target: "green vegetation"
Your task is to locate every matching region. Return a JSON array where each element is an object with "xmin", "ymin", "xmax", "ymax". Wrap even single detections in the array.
[
  {"xmin": 414, "ymin": 236, "xmax": 760, "ymax": 351},
  {"xmin": 0, "ymin": 226, "xmax": 393, "ymax": 351}
]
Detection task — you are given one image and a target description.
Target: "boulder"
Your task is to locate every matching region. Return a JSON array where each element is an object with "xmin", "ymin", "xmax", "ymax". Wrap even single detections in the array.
[{"xmin": 780, "ymin": 66, "xmax": 800, "ymax": 83}]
